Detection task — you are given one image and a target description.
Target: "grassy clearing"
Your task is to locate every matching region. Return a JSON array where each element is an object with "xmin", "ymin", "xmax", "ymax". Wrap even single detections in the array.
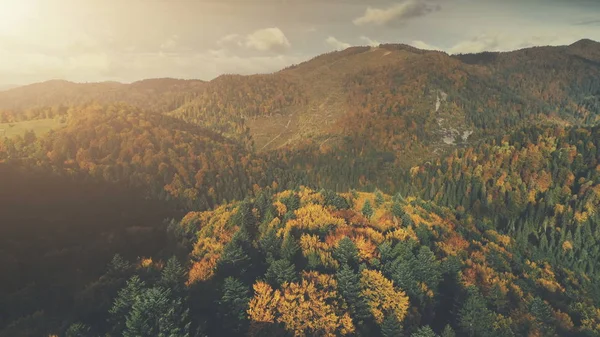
[{"xmin": 0, "ymin": 119, "xmax": 66, "ymax": 138}]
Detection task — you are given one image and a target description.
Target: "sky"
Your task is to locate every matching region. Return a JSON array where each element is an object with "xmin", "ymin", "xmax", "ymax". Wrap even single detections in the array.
[{"xmin": 0, "ymin": 0, "xmax": 599, "ymax": 85}]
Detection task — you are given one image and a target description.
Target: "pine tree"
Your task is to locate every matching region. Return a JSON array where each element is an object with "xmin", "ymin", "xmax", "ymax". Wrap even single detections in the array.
[
  {"xmin": 123, "ymin": 286, "xmax": 190, "ymax": 337},
  {"xmin": 109, "ymin": 275, "xmax": 145, "ymax": 335},
  {"xmin": 415, "ymin": 246, "xmax": 441, "ymax": 290},
  {"xmin": 219, "ymin": 277, "xmax": 251, "ymax": 334},
  {"xmin": 412, "ymin": 326, "xmax": 439, "ymax": 337},
  {"xmin": 362, "ymin": 199, "xmax": 374, "ymax": 218},
  {"xmin": 280, "ymin": 234, "xmax": 299, "ymax": 261},
  {"xmin": 392, "ymin": 202, "xmax": 405, "ymax": 219},
  {"xmin": 107, "ymin": 254, "xmax": 132, "ymax": 277},
  {"xmin": 530, "ymin": 297, "xmax": 556, "ymax": 336},
  {"xmin": 334, "ymin": 237, "xmax": 359, "ymax": 267},
  {"xmin": 160, "ymin": 256, "xmax": 186, "ymax": 293},
  {"xmin": 441, "ymin": 325, "xmax": 456, "ymax": 337},
  {"xmin": 265, "ymin": 259, "xmax": 297, "ymax": 287},
  {"xmin": 458, "ymin": 287, "xmax": 494, "ymax": 337},
  {"xmin": 218, "ymin": 231, "xmax": 252, "ymax": 277},
  {"xmin": 259, "ymin": 228, "xmax": 282, "ymax": 261},
  {"xmin": 381, "ymin": 314, "xmax": 403, "ymax": 337},
  {"xmin": 336, "ymin": 264, "xmax": 370, "ymax": 321},
  {"xmin": 375, "ymin": 190, "xmax": 385, "ymax": 207},
  {"xmin": 65, "ymin": 323, "xmax": 92, "ymax": 337}
]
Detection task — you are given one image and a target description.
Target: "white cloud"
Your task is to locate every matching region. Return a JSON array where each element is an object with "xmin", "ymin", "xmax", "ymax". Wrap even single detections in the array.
[
  {"xmin": 410, "ymin": 31, "xmax": 598, "ymax": 55},
  {"xmin": 160, "ymin": 35, "xmax": 179, "ymax": 50},
  {"xmin": 360, "ymin": 36, "xmax": 381, "ymax": 47},
  {"xmin": 217, "ymin": 33, "xmax": 242, "ymax": 47},
  {"xmin": 353, "ymin": 0, "xmax": 440, "ymax": 26},
  {"xmin": 325, "ymin": 36, "xmax": 351, "ymax": 50},
  {"xmin": 245, "ymin": 27, "xmax": 291, "ymax": 52},
  {"xmin": 410, "ymin": 40, "xmax": 442, "ymax": 51},
  {"xmin": 448, "ymin": 35, "xmax": 500, "ymax": 54}
]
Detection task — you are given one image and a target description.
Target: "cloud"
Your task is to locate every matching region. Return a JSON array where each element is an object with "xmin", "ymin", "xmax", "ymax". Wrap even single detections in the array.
[
  {"xmin": 410, "ymin": 40, "xmax": 442, "ymax": 50},
  {"xmin": 448, "ymin": 35, "xmax": 500, "ymax": 54},
  {"xmin": 409, "ymin": 32, "xmax": 595, "ymax": 55},
  {"xmin": 360, "ymin": 36, "xmax": 381, "ymax": 47},
  {"xmin": 574, "ymin": 19, "xmax": 600, "ymax": 26},
  {"xmin": 217, "ymin": 34, "xmax": 242, "ymax": 47},
  {"xmin": 325, "ymin": 36, "xmax": 351, "ymax": 50},
  {"xmin": 160, "ymin": 35, "xmax": 180, "ymax": 50},
  {"xmin": 353, "ymin": 0, "xmax": 440, "ymax": 26},
  {"xmin": 245, "ymin": 27, "xmax": 291, "ymax": 52},
  {"xmin": 103, "ymin": 49, "xmax": 306, "ymax": 82}
]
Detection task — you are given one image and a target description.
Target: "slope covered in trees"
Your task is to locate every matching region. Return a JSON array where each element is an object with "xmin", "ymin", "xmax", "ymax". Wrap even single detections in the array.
[
  {"xmin": 48, "ymin": 188, "xmax": 600, "ymax": 337},
  {"xmin": 402, "ymin": 124, "xmax": 600, "ymax": 280}
]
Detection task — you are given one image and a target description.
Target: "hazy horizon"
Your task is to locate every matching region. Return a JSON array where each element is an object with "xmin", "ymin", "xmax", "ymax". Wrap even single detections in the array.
[
  {"xmin": 2, "ymin": 37, "xmax": 598, "ymax": 89},
  {"xmin": 1, "ymin": 0, "xmax": 600, "ymax": 86}
]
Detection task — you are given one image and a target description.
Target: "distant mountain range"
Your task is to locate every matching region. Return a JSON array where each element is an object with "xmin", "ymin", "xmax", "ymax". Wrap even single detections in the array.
[
  {"xmin": 1, "ymin": 39, "xmax": 599, "ymax": 165},
  {"xmin": 0, "ymin": 84, "xmax": 18, "ymax": 92}
]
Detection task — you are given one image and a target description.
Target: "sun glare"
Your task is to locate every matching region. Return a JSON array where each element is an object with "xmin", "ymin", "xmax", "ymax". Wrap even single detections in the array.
[{"xmin": 0, "ymin": 0, "xmax": 36, "ymax": 34}]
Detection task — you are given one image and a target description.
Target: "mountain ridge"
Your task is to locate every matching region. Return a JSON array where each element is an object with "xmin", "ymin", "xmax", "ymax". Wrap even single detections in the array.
[{"xmin": 1, "ymin": 39, "xmax": 599, "ymax": 163}]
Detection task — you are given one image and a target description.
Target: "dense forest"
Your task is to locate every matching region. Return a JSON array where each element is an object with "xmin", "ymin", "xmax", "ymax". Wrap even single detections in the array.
[{"xmin": 1, "ymin": 40, "xmax": 600, "ymax": 336}]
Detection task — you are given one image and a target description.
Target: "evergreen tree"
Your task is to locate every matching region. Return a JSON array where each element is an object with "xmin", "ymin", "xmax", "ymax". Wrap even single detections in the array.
[
  {"xmin": 336, "ymin": 264, "xmax": 371, "ymax": 321},
  {"xmin": 381, "ymin": 314, "xmax": 403, "ymax": 337},
  {"xmin": 107, "ymin": 254, "xmax": 133, "ymax": 277},
  {"xmin": 218, "ymin": 231, "xmax": 252, "ymax": 277},
  {"xmin": 109, "ymin": 275, "xmax": 145, "ymax": 335},
  {"xmin": 412, "ymin": 326, "xmax": 439, "ymax": 337},
  {"xmin": 160, "ymin": 256, "xmax": 186, "ymax": 294},
  {"xmin": 441, "ymin": 325, "xmax": 456, "ymax": 337},
  {"xmin": 334, "ymin": 237, "xmax": 359, "ymax": 267},
  {"xmin": 362, "ymin": 199, "xmax": 374, "ymax": 218},
  {"xmin": 259, "ymin": 228, "xmax": 282, "ymax": 261},
  {"xmin": 415, "ymin": 246, "xmax": 442, "ymax": 290},
  {"xmin": 280, "ymin": 234, "xmax": 300, "ymax": 261},
  {"xmin": 65, "ymin": 322, "xmax": 92, "ymax": 337},
  {"xmin": 392, "ymin": 202, "xmax": 405, "ymax": 219},
  {"xmin": 375, "ymin": 190, "xmax": 385, "ymax": 207},
  {"xmin": 218, "ymin": 277, "xmax": 251, "ymax": 334},
  {"xmin": 459, "ymin": 287, "xmax": 495, "ymax": 337},
  {"xmin": 323, "ymin": 189, "xmax": 350, "ymax": 209},
  {"xmin": 530, "ymin": 297, "xmax": 556, "ymax": 336},
  {"xmin": 265, "ymin": 259, "xmax": 297, "ymax": 287},
  {"xmin": 123, "ymin": 286, "xmax": 190, "ymax": 337}
]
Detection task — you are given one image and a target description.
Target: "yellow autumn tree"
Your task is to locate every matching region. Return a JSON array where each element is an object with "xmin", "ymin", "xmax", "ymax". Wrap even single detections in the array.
[
  {"xmin": 360, "ymin": 269, "xmax": 409, "ymax": 324},
  {"xmin": 248, "ymin": 281, "xmax": 280, "ymax": 323},
  {"xmin": 279, "ymin": 203, "xmax": 346, "ymax": 238},
  {"xmin": 277, "ymin": 279, "xmax": 354, "ymax": 336}
]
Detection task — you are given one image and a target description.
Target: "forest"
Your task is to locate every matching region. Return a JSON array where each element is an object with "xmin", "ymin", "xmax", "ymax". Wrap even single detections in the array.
[{"xmin": 0, "ymin": 40, "xmax": 600, "ymax": 336}]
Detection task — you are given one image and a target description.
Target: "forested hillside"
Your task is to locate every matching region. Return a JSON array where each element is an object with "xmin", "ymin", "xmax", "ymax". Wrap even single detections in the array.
[
  {"xmin": 1, "ymin": 40, "xmax": 600, "ymax": 336},
  {"xmin": 36, "ymin": 188, "xmax": 600, "ymax": 336}
]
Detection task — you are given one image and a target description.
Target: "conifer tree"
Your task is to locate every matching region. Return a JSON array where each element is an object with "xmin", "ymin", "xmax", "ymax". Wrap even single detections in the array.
[
  {"xmin": 412, "ymin": 326, "xmax": 439, "ymax": 337},
  {"xmin": 381, "ymin": 315, "xmax": 403, "ymax": 337},
  {"xmin": 265, "ymin": 259, "xmax": 297, "ymax": 287},
  {"xmin": 219, "ymin": 277, "xmax": 251, "ymax": 334},
  {"xmin": 334, "ymin": 237, "xmax": 359, "ymax": 267},
  {"xmin": 337, "ymin": 264, "xmax": 370, "ymax": 321},
  {"xmin": 362, "ymin": 199, "xmax": 374, "ymax": 218},
  {"xmin": 441, "ymin": 325, "xmax": 456, "ymax": 337}
]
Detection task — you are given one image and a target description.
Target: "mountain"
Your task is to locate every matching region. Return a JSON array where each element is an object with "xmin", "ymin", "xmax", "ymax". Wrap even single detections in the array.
[
  {"xmin": 1, "ymin": 39, "xmax": 600, "ymax": 337},
  {"xmin": 0, "ymin": 78, "xmax": 206, "ymax": 117},
  {"xmin": 4, "ymin": 40, "xmax": 598, "ymax": 166},
  {"xmin": 0, "ymin": 84, "xmax": 18, "ymax": 92}
]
